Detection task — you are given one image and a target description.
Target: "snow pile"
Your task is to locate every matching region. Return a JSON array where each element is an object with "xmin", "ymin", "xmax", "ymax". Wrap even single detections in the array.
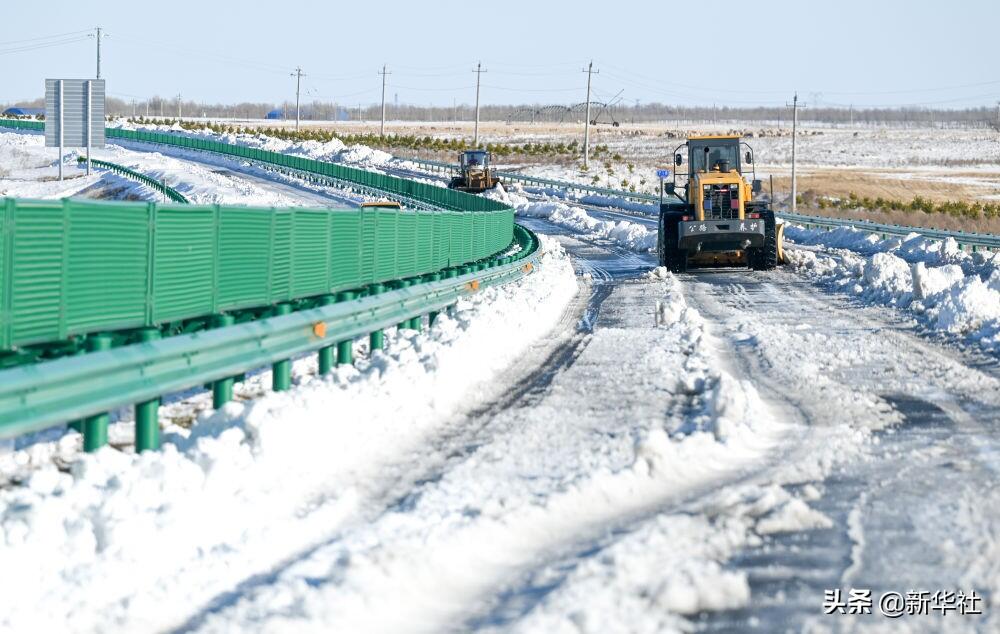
[
  {"xmin": 109, "ymin": 121, "xmax": 395, "ymax": 169},
  {"xmin": 785, "ymin": 224, "xmax": 1000, "ymax": 353},
  {"xmin": 504, "ymin": 514, "xmax": 751, "ymax": 634},
  {"xmin": 488, "ymin": 185, "xmax": 657, "ymax": 252},
  {"xmin": 0, "ymin": 238, "xmax": 578, "ymax": 633}
]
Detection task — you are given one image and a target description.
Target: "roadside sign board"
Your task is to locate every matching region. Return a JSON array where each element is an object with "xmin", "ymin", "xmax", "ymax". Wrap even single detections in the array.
[
  {"xmin": 45, "ymin": 79, "xmax": 105, "ymax": 148},
  {"xmin": 656, "ymin": 169, "xmax": 671, "ymax": 179}
]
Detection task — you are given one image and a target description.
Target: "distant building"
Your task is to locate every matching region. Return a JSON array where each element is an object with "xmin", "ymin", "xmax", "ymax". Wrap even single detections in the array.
[
  {"xmin": 2, "ymin": 107, "xmax": 45, "ymax": 117},
  {"xmin": 265, "ymin": 107, "xmax": 350, "ymax": 121}
]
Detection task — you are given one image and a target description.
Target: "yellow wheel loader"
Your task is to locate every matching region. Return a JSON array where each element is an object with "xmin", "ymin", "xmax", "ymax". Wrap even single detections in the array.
[
  {"xmin": 658, "ymin": 135, "xmax": 784, "ymax": 272},
  {"xmin": 448, "ymin": 150, "xmax": 502, "ymax": 193}
]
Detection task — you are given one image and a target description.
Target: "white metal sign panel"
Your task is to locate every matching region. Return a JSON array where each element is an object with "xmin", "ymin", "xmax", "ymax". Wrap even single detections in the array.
[{"xmin": 44, "ymin": 79, "xmax": 105, "ymax": 148}]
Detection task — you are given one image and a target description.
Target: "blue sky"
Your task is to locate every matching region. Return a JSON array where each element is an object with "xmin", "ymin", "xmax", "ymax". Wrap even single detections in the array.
[{"xmin": 2, "ymin": 0, "xmax": 998, "ymax": 109}]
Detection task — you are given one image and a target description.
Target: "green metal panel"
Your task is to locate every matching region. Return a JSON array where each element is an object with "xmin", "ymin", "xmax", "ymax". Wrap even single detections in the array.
[
  {"xmin": 64, "ymin": 200, "xmax": 149, "ymax": 334},
  {"xmin": 473, "ymin": 213, "xmax": 487, "ymax": 259},
  {"xmin": 396, "ymin": 212, "xmax": 417, "ymax": 278},
  {"xmin": 432, "ymin": 212, "xmax": 449, "ymax": 271},
  {"xmin": 359, "ymin": 209, "xmax": 377, "ymax": 284},
  {"xmin": 270, "ymin": 210, "xmax": 292, "ymax": 302},
  {"xmin": 330, "ymin": 211, "xmax": 361, "ymax": 290},
  {"xmin": 152, "ymin": 205, "xmax": 216, "ymax": 323},
  {"xmin": 217, "ymin": 207, "xmax": 272, "ymax": 310},
  {"xmin": 456, "ymin": 214, "xmax": 474, "ymax": 264},
  {"xmin": 290, "ymin": 210, "xmax": 332, "ymax": 298},
  {"xmin": 0, "ymin": 200, "xmax": 10, "ymax": 350},
  {"xmin": 9, "ymin": 200, "xmax": 64, "ymax": 346},
  {"xmin": 374, "ymin": 210, "xmax": 397, "ymax": 280},
  {"xmin": 415, "ymin": 213, "xmax": 434, "ymax": 273}
]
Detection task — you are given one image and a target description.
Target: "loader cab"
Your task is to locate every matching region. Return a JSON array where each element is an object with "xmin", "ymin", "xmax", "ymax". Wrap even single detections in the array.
[
  {"xmin": 460, "ymin": 150, "xmax": 490, "ymax": 171},
  {"xmin": 668, "ymin": 135, "xmax": 759, "ymax": 209}
]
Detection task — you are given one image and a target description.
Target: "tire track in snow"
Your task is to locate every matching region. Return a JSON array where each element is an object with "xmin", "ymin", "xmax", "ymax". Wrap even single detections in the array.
[{"xmin": 682, "ymin": 268, "xmax": 1000, "ymax": 632}]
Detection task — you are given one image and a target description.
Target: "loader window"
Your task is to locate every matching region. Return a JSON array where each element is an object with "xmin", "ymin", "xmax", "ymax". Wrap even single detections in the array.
[
  {"xmin": 690, "ymin": 142, "xmax": 740, "ymax": 174},
  {"xmin": 463, "ymin": 151, "xmax": 488, "ymax": 168}
]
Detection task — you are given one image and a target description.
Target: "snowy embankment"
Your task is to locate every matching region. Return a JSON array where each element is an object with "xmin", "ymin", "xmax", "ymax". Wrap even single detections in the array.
[
  {"xmin": 111, "ymin": 120, "xmax": 397, "ymax": 170},
  {"xmin": 785, "ymin": 224, "xmax": 1000, "ymax": 353},
  {"xmin": 0, "ymin": 239, "xmax": 577, "ymax": 633},
  {"xmin": 488, "ymin": 184, "xmax": 657, "ymax": 253},
  {"xmin": 0, "ymin": 130, "xmax": 160, "ymax": 200}
]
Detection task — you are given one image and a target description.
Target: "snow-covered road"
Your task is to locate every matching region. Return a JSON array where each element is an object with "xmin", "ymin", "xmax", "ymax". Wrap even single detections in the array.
[{"xmin": 3, "ymin": 133, "xmax": 998, "ymax": 632}]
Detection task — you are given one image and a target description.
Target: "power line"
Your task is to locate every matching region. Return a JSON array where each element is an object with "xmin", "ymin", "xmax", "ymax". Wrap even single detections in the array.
[
  {"xmin": 0, "ymin": 36, "xmax": 90, "ymax": 56},
  {"xmin": 0, "ymin": 29, "xmax": 91, "ymax": 46}
]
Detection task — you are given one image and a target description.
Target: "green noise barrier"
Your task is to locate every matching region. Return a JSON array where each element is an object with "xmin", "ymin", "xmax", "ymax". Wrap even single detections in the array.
[{"xmin": 0, "ymin": 119, "xmax": 535, "ymax": 453}]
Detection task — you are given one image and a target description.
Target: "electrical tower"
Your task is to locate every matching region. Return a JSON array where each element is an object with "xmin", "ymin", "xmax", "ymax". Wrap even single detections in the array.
[
  {"xmin": 379, "ymin": 65, "xmax": 391, "ymax": 137},
  {"xmin": 582, "ymin": 61, "xmax": 598, "ymax": 169},
  {"xmin": 786, "ymin": 92, "xmax": 807, "ymax": 213},
  {"xmin": 290, "ymin": 67, "xmax": 305, "ymax": 132},
  {"xmin": 89, "ymin": 27, "xmax": 108, "ymax": 79},
  {"xmin": 473, "ymin": 62, "xmax": 487, "ymax": 148}
]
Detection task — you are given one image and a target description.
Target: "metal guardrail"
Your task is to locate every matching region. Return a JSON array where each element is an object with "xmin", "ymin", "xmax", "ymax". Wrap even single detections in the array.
[
  {"xmin": 0, "ymin": 246, "xmax": 541, "ymax": 441},
  {"xmin": 400, "ymin": 155, "xmax": 1000, "ymax": 251},
  {"xmin": 76, "ymin": 157, "xmax": 189, "ymax": 203},
  {"xmin": 777, "ymin": 211, "xmax": 1000, "ymax": 251}
]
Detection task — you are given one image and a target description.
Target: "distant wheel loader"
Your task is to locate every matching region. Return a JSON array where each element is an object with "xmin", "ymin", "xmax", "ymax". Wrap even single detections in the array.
[
  {"xmin": 448, "ymin": 150, "xmax": 502, "ymax": 193},
  {"xmin": 658, "ymin": 135, "xmax": 785, "ymax": 272}
]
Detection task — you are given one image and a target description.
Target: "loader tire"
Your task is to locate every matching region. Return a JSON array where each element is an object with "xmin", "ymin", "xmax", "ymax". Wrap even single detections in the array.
[
  {"xmin": 660, "ymin": 212, "xmax": 688, "ymax": 273},
  {"xmin": 750, "ymin": 210, "xmax": 778, "ymax": 271}
]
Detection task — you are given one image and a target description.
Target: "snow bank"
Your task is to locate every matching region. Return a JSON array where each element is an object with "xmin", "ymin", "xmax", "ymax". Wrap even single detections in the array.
[
  {"xmin": 109, "ymin": 121, "xmax": 395, "ymax": 169},
  {"xmin": 488, "ymin": 185, "xmax": 657, "ymax": 253},
  {"xmin": 0, "ymin": 238, "xmax": 579, "ymax": 633},
  {"xmin": 785, "ymin": 224, "xmax": 1000, "ymax": 354}
]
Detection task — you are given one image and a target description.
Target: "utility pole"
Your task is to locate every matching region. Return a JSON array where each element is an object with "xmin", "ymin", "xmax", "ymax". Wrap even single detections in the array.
[
  {"xmin": 849, "ymin": 103, "xmax": 854, "ymax": 127},
  {"xmin": 176, "ymin": 94, "xmax": 182, "ymax": 118},
  {"xmin": 472, "ymin": 61, "xmax": 486, "ymax": 147},
  {"xmin": 131, "ymin": 99, "xmax": 136, "ymax": 118},
  {"xmin": 786, "ymin": 92, "xmax": 807, "ymax": 212},
  {"xmin": 290, "ymin": 67, "xmax": 305, "ymax": 132},
  {"xmin": 379, "ymin": 64, "xmax": 390, "ymax": 137},
  {"xmin": 582, "ymin": 60, "xmax": 598, "ymax": 169},
  {"xmin": 89, "ymin": 27, "xmax": 108, "ymax": 79}
]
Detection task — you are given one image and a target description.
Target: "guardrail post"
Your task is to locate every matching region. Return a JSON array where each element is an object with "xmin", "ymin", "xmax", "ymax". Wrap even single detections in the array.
[
  {"xmin": 272, "ymin": 303, "xmax": 293, "ymax": 390},
  {"xmin": 82, "ymin": 334, "xmax": 113, "ymax": 452},
  {"xmin": 396, "ymin": 280, "xmax": 412, "ymax": 330},
  {"xmin": 134, "ymin": 328, "xmax": 162, "ymax": 452},
  {"xmin": 211, "ymin": 314, "xmax": 236, "ymax": 408},
  {"xmin": 427, "ymin": 273, "xmax": 443, "ymax": 326},
  {"xmin": 317, "ymin": 294, "xmax": 335, "ymax": 374},
  {"xmin": 336, "ymin": 291, "xmax": 357, "ymax": 365},
  {"xmin": 368, "ymin": 283, "xmax": 386, "ymax": 351}
]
